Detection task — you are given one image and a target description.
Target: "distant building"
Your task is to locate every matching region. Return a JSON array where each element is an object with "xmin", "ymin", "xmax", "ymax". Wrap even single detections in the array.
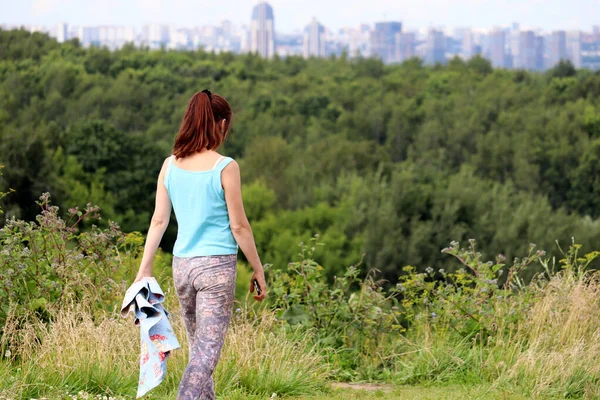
[
  {"xmin": 370, "ymin": 22, "xmax": 402, "ymax": 63},
  {"xmin": 303, "ymin": 17, "xmax": 325, "ymax": 58},
  {"xmin": 581, "ymin": 33, "xmax": 600, "ymax": 70},
  {"xmin": 461, "ymin": 29, "xmax": 475, "ymax": 59},
  {"xmin": 425, "ymin": 29, "xmax": 445, "ymax": 65},
  {"xmin": 77, "ymin": 26, "xmax": 99, "ymax": 47},
  {"xmin": 276, "ymin": 32, "xmax": 303, "ymax": 57},
  {"xmin": 250, "ymin": 2, "xmax": 275, "ymax": 58},
  {"xmin": 445, "ymin": 34, "xmax": 462, "ymax": 58},
  {"xmin": 566, "ymin": 31, "xmax": 582, "ymax": 68},
  {"xmin": 509, "ymin": 23, "xmax": 520, "ymax": 67},
  {"xmin": 143, "ymin": 24, "xmax": 170, "ymax": 48},
  {"xmin": 489, "ymin": 28, "xmax": 506, "ymax": 68},
  {"xmin": 549, "ymin": 31, "xmax": 567, "ymax": 67},
  {"xmin": 396, "ymin": 32, "xmax": 416, "ymax": 62},
  {"xmin": 169, "ymin": 29, "xmax": 192, "ymax": 50},
  {"xmin": 517, "ymin": 31, "xmax": 539, "ymax": 70},
  {"xmin": 535, "ymin": 35, "xmax": 545, "ymax": 70},
  {"xmin": 56, "ymin": 22, "xmax": 68, "ymax": 43}
]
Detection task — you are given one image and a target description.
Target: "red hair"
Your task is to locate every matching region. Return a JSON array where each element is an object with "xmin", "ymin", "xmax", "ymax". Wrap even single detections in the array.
[{"xmin": 173, "ymin": 91, "xmax": 233, "ymax": 159}]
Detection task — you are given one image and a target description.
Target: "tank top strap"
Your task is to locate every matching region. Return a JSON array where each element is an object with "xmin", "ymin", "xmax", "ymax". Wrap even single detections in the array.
[
  {"xmin": 164, "ymin": 155, "xmax": 175, "ymax": 190},
  {"xmin": 213, "ymin": 156, "xmax": 234, "ymax": 173},
  {"xmin": 212, "ymin": 155, "xmax": 226, "ymax": 170}
]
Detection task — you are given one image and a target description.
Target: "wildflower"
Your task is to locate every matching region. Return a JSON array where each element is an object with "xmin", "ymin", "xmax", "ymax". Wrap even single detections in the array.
[
  {"xmin": 431, "ymin": 312, "xmax": 437, "ymax": 318},
  {"xmin": 438, "ymin": 268, "xmax": 445, "ymax": 274},
  {"xmin": 425, "ymin": 267, "xmax": 434, "ymax": 274},
  {"xmin": 497, "ymin": 254, "xmax": 506, "ymax": 262},
  {"xmin": 235, "ymin": 308, "xmax": 241, "ymax": 313},
  {"xmin": 498, "ymin": 269, "xmax": 503, "ymax": 275},
  {"xmin": 4, "ymin": 350, "xmax": 11, "ymax": 357},
  {"xmin": 396, "ymin": 283, "xmax": 406, "ymax": 292}
]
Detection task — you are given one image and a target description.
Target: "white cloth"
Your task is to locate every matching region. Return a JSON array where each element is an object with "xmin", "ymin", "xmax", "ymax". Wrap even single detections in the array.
[{"xmin": 120, "ymin": 277, "xmax": 181, "ymax": 398}]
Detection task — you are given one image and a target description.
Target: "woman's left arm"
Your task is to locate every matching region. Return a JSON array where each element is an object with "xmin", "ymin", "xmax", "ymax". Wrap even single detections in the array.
[{"xmin": 134, "ymin": 157, "xmax": 172, "ymax": 282}]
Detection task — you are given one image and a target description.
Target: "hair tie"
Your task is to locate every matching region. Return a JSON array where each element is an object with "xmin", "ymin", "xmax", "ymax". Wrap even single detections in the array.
[{"xmin": 201, "ymin": 89, "xmax": 212, "ymax": 101}]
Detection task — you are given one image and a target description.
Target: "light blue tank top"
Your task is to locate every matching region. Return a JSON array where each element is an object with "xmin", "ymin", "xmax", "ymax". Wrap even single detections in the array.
[{"xmin": 164, "ymin": 155, "xmax": 238, "ymax": 257}]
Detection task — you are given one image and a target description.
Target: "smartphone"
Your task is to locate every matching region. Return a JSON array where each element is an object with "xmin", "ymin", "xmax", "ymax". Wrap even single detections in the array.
[{"xmin": 253, "ymin": 279, "xmax": 261, "ymax": 296}]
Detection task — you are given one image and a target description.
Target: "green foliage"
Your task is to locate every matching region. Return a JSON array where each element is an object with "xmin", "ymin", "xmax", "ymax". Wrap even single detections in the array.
[
  {"xmin": 267, "ymin": 236, "xmax": 404, "ymax": 380},
  {"xmin": 1, "ymin": 29, "xmax": 600, "ymax": 282},
  {"xmin": 397, "ymin": 240, "xmax": 546, "ymax": 343},
  {"xmin": 0, "ymin": 193, "xmax": 135, "ymax": 332},
  {"xmin": 0, "ymin": 166, "xmax": 14, "ymax": 214}
]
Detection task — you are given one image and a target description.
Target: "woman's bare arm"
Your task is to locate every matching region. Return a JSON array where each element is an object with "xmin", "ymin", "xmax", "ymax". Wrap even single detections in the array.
[
  {"xmin": 222, "ymin": 160, "xmax": 267, "ymax": 301},
  {"xmin": 134, "ymin": 157, "xmax": 172, "ymax": 282}
]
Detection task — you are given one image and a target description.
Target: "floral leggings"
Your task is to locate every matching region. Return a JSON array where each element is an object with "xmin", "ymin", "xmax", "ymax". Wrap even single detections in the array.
[{"xmin": 172, "ymin": 254, "xmax": 237, "ymax": 400}]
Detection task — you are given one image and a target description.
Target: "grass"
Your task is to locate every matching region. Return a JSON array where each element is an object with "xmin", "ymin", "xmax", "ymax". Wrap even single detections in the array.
[
  {"xmin": 2, "ymin": 262, "xmax": 600, "ymax": 399},
  {"xmin": 0, "ymin": 301, "xmax": 328, "ymax": 400}
]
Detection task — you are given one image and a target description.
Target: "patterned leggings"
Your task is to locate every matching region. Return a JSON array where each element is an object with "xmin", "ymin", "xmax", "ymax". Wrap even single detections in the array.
[{"xmin": 172, "ymin": 254, "xmax": 237, "ymax": 400}]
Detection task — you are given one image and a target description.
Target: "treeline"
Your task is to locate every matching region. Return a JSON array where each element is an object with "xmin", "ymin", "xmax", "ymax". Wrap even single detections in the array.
[{"xmin": 1, "ymin": 28, "xmax": 599, "ymax": 282}]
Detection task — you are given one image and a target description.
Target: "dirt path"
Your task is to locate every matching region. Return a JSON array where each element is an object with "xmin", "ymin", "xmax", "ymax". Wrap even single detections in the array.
[{"xmin": 330, "ymin": 382, "xmax": 395, "ymax": 393}]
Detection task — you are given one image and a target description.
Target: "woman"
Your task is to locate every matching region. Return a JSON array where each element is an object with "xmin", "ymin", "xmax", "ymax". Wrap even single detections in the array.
[{"xmin": 133, "ymin": 89, "xmax": 267, "ymax": 400}]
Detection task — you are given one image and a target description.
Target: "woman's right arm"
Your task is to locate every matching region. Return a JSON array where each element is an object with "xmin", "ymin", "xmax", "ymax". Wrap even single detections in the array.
[{"xmin": 222, "ymin": 160, "xmax": 267, "ymax": 301}]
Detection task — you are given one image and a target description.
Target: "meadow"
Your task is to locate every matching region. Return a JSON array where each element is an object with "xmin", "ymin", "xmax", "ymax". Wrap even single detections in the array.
[{"xmin": 1, "ymin": 194, "xmax": 599, "ymax": 399}]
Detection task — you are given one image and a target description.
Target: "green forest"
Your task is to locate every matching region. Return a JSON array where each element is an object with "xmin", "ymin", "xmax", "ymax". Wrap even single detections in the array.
[{"xmin": 1, "ymin": 28, "xmax": 600, "ymax": 284}]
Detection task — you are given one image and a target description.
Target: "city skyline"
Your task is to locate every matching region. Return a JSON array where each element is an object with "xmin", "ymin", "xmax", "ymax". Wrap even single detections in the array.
[
  {"xmin": 1, "ymin": 0, "xmax": 597, "ymax": 33},
  {"xmin": 2, "ymin": 1, "xmax": 599, "ymax": 71}
]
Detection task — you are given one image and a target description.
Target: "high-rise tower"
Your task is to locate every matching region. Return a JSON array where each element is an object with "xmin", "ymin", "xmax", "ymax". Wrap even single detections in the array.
[
  {"xmin": 303, "ymin": 17, "xmax": 325, "ymax": 58},
  {"xmin": 250, "ymin": 2, "xmax": 275, "ymax": 58}
]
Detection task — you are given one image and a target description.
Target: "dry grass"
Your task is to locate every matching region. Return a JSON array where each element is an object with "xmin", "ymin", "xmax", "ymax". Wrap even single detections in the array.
[
  {"xmin": 0, "ymin": 300, "xmax": 329, "ymax": 399},
  {"xmin": 503, "ymin": 273, "xmax": 600, "ymax": 398}
]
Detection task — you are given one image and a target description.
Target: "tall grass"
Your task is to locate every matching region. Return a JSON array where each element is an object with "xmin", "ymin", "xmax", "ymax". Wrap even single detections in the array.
[
  {"xmin": 0, "ymin": 301, "xmax": 329, "ymax": 399},
  {"xmin": 392, "ymin": 262, "xmax": 600, "ymax": 399}
]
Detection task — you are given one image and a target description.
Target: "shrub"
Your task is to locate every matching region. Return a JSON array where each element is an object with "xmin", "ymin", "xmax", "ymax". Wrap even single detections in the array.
[
  {"xmin": 267, "ymin": 235, "xmax": 404, "ymax": 380},
  {"xmin": 0, "ymin": 193, "xmax": 139, "ymax": 353}
]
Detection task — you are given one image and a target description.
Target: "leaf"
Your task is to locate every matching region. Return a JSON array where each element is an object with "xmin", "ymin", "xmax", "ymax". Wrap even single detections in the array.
[{"xmin": 282, "ymin": 304, "xmax": 309, "ymax": 325}]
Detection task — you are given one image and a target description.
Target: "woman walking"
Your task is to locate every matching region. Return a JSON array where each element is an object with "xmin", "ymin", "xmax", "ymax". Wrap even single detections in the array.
[{"xmin": 133, "ymin": 89, "xmax": 267, "ymax": 400}]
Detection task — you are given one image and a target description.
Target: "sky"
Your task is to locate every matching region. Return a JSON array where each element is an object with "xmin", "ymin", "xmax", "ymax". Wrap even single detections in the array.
[{"xmin": 0, "ymin": 0, "xmax": 597, "ymax": 32}]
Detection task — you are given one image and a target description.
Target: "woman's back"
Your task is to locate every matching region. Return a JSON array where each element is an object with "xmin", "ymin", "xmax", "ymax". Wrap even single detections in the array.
[{"xmin": 164, "ymin": 152, "xmax": 238, "ymax": 257}]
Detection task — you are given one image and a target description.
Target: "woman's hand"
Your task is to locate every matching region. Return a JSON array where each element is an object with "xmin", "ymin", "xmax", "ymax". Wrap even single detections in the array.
[
  {"xmin": 250, "ymin": 270, "xmax": 267, "ymax": 302},
  {"xmin": 134, "ymin": 270, "xmax": 152, "ymax": 283}
]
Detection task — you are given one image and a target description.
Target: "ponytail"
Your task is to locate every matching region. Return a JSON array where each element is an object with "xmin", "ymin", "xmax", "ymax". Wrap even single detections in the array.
[
  {"xmin": 196, "ymin": 91, "xmax": 216, "ymax": 143},
  {"xmin": 173, "ymin": 90, "xmax": 233, "ymax": 158}
]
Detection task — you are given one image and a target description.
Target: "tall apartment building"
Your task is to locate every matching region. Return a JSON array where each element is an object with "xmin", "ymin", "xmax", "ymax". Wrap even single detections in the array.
[
  {"xmin": 548, "ymin": 30, "xmax": 567, "ymax": 67},
  {"xmin": 370, "ymin": 22, "xmax": 402, "ymax": 63},
  {"xmin": 303, "ymin": 17, "xmax": 325, "ymax": 58},
  {"xmin": 425, "ymin": 29, "xmax": 445, "ymax": 65},
  {"xmin": 56, "ymin": 22, "xmax": 68, "ymax": 43},
  {"xmin": 566, "ymin": 31, "xmax": 582, "ymax": 68},
  {"xmin": 489, "ymin": 28, "xmax": 506, "ymax": 68},
  {"xmin": 396, "ymin": 32, "xmax": 416, "ymax": 62},
  {"xmin": 250, "ymin": 2, "xmax": 275, "ymax": 58}
]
